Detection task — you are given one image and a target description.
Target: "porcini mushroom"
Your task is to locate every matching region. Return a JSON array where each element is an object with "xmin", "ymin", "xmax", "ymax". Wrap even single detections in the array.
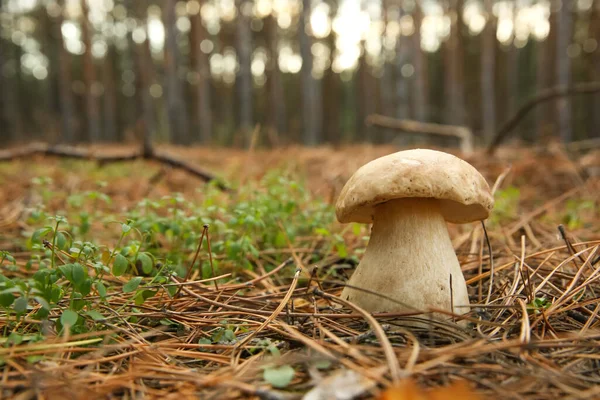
[{"xmin": 336, "ymin": 149, "xmax": 494, "ymax": 320}]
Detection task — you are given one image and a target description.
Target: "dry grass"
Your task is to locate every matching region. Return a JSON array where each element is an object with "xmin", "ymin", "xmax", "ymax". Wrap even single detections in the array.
[{"xmin": 0, "ymin": 144, "xmax": 599, "ymax": 399}]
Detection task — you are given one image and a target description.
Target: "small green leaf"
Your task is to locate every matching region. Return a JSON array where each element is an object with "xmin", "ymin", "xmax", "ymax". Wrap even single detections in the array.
[
  {"xmin": 198, "ymin": 338, "xmax": 212, "ymax": 345},
  {"xmin": 61, "ymin": 309, "xmax": 79, "ymax": 327},
  {"xmin": 113, "ymin": 254, "xmax": 128, "ymax": 276},
  {"xmin": 71, "ymin": 263, "xmax": 86, "ymax": 286},
  {"xmin": 134, "ymin": 289, "xmax": 157, "ymax": 305},
  {"xmin": 121, "ymin": 224, "xmax": 132, "ymax": 234},
  {"xmin": 0, "ymin": 292, "xmax": 15, "ymax": 308},
  {"xmin": 86, "ymin": 310, "xmax": 104, "ymax": 321},
  {"xmin": 33, "ymin": 296, "xmax": 50, "ymax": 311},
  {"xmin": 123, "ymin": 277, "xmax": 143, "ymax": 293},
  {"xmin": 58, "ymin": 264, "xmax": 73, "ymax": 281},
  {"xmin": 56, "ymin": 232, "xmax": 68, "ymax": 250},
  {"xmin": 137, "ymin": 253, "xmax": 153, "ymax": 274},
  {"xmin": 13, "ymin": 297, "xmax": 28, "ymax": 313},
  {"xmin": 95, "ymin": 282, "xmax": 107, "ymax": 298},
  {"xmin": 32, "ymin": 227, "xmax": 53, "ymax": 243},
  {"xmin": 7, "ymin": 332, "xmax": 23, "ymax": 345},
  {"xmin": 78, "ymin": 278, "xmax": 92, "ymax": 297},
  {"xmin": 263, "ymin": 365, "xmax": 295, "ymax": 388}
]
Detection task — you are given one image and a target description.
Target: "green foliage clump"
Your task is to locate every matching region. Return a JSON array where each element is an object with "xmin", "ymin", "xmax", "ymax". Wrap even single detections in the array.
[{"xmin": 0, "ymin": 170, "xmax": 339, "ymax": 342}]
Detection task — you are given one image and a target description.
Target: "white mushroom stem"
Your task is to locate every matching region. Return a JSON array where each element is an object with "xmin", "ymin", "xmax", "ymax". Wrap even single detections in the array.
[{"xmin": 340, "ymin": 198, "xmax": 470, "ymax": 319}]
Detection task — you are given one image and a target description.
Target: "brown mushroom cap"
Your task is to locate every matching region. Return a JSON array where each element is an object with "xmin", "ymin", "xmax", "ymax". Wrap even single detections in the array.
[{"xmin": 336, "ymin": 149, "xmax": 494, "ymax": 224}]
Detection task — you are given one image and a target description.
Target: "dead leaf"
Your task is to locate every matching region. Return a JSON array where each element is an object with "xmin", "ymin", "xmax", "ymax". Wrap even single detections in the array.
[{"xmin": 378, "ymin": 379, "xmax": 481, "ymax": 400}]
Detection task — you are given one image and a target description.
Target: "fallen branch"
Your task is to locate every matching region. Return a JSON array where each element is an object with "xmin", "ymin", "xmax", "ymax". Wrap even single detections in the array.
[
  {"xmin": 0, "ymin": 142, "xmax": 229, "ymax": 191},
  {"xmin": 365, "ymin": 114, "xmax": 474, "ymax": 154},
  {"xmin": 486, "ymin": 82, "xmax": 600, "ymax": 155}
]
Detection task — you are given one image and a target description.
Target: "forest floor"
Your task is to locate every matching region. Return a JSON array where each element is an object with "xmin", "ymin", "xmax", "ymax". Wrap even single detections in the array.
[{"xmin": 0, "ymin": 144, "xmax": 598, "ymax": 399}]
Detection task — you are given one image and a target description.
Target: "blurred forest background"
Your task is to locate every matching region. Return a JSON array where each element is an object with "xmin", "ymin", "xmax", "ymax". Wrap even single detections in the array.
[{"xmin": 0, "ymin": 0, "xmax": 599, "ymax": 148}]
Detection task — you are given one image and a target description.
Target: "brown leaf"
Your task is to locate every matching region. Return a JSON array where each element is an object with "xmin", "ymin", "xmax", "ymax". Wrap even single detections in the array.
[{"xmin": 378, "ymin": 379, "xmax": 481, "ymax": 400}]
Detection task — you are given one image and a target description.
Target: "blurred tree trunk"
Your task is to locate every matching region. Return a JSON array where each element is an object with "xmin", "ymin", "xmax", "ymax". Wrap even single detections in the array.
[
  {"xmin": 443, "ymin": 0, "xmax": 465, "ymax": 125},
  {"xmin": 102, "ymin": 43, "xmax": 118, "ymax": 142},
  {"xmin": 556, "ymin": 0, "xmax": 572, "ymax": 142},
  {"xmin": 357, "ymin": 52, "xmax": 375, "ymax": 142},
  {"xmin": 481, "ymin": 0, "xmax": 496, "ymax": 143},
  {"xmin": 395, "ymin": 14, "xmax": 409, "ymax": 121},
  {"xmin": 537, "ymin": 11, "xmax": 555, "ymax": 142},
  {"xmin": 265, "ymin": 14, "xmax": 286, "ymax": 143},
  {"xmin": 0, "ymin": 2, "xmax": 11, "ymax": 143},
  {"xmin": 190, "ymin": 5, "xmax": 212, "ymax": 144},
  {"xmin": 53, "ymin": 0, "xmax": 76, "ymax": 143},
  {"xmin": 592, "ymin": 1, "xmax": 600, "ymax": 138},
  {"xmin": 379, "ymin": 0, "xmax": 395, "ymax": 143},
  {"xmin": 40, "ymin": 10, "xmax": 60, "ymax": 142},
  {"xmin": 412, "ymin": 3, "xmax": 427, "ymax": 122},
  {"xmin": 323, "ymin": 24, "xmax": 339, "ymax": 145},
  {"xmin": 164, "ymin": 0, "xmax": 190, "ymax": 144},
  {"xmin": 505, "ymin": 4, "xmax": 519, "ymax": 124},
  {"xmin": 299, "ymin": 0, "xmax": 320, "ymax": 145},
  {"xmin": 5, "ymin": 14, "xmax": 25, "ymax": 143},
  {"xmin": 80, "ymin": 0, "xmax": 101, "ymax": 142},
  {"xmin": 235, "ymin": 0, "xmax": 253, "ymax": 145},
  {"xmin": 128, "ymin": 0, "xmax": 156, "ymax": 148}
]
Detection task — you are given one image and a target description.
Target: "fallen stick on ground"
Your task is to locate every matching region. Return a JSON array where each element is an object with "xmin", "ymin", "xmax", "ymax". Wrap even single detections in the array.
[
  {"xmin": 365, "ymin": 114, "xmax": 474, "ymax": 155},
  {"xmin": 0, "ymin": 142, "xmax": 229, "ymax": 191}
]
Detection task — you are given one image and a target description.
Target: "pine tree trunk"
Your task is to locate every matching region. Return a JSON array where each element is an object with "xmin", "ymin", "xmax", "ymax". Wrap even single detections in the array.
[
  {"xmin": 412, "ymin": 3, "xmax": 427, "ymax": 122},
  {"xmin": 80, "ymin": 0, "xmax": 101, "ymax": 142},
  {"xmin": 102, "ymin": 44, "xmax": 118, "ymax": 142},
  {"xmin": 323, "ymin": 25, "xmax": 340, "ymax": 145},
  {"xmin": 164, "ymin": 0, "xmax": 190, "ymax": 144},
  {"xmin": 265, "ymin": 15, "xmax": 286, "ymax": 144},
  {"xmin": 236, "ymin": 0, "xmax": 253, "ymax": 145},
  {"xmin": 190, "ymin": 5, "xmax": 212, "ymax": 144},
  {"xmin": 396, "ymin": 11, "xmax": 410, "ymax": 121},
  {"xmin": 556, "ymin": 0, "xmax": 572, "ymax": 142},
  {"xmin": 0, "ymin": 1, "xmax": 11, "ymax": 143},
  {"xmin": 444, "ymin": 0, "xmax": 465, "ymax": 126},
  {"xmin": 299, "ymin": 0, "xmax": 319, "ymax": 145},
  {"xmin": 592, "ymin": 1, "xmax": 600, "ymax": 138},
  {"xmin": 53, "ymin": 0, "xmax": 76, "ymax": 143},
  {"xmin": 40, "ymin": 10, "xmax": 61, "ymax": 142},
  {"xmin": 481, "ymin": 0, "xmax": 496, "ymax": 143},
  {"xmin": 537, "ymin": 11, "xmax": 555, "ymax": 142}
]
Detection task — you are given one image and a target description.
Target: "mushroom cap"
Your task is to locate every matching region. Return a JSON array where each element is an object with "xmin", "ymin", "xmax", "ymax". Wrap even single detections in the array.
[{"xmin": 336, "ymin": 149, "xmax": 494, "ymax": 224}]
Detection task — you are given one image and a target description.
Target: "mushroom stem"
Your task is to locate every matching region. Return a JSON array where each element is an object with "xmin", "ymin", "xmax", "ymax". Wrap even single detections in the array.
[{"xmin": 340, "ymin": 198, "xmax": 470, "ymax": 319}]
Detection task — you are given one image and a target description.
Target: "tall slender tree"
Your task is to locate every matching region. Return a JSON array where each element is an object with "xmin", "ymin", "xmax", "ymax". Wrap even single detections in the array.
[
  {"xmin": 235, "ymin": 0, "xmax": 253, "ymax": 145},
  {"xmin": 504, "ymin": 3, "xmax": 519, "ymax": 123},
  {"xmin": 411, "ymin": 2, "xmax": 427, "ymax": 122},
  {"xmin": 379, "ymin": 0, "xmax": 396, "ymax": 143},
  {"xmin": 164, "ymin": 0, "xmax": 190, "ymax": 144},
  {"xmin": 52, "ymin": 0, "xmax": 77, "ymax": 143},
  {"xmin": 0, "ymin": 1, "xmax": 10, "ymax": 142},
  {"xmin": 444, "ymin": 0, "xmax": 465, "ymax": 126},
  {"xmin": 481, "ymin": 0, "xmax": 496, "ymax": 143},
  {"xmin": 4, "ymin": 12, "xmax": 24, "ymax": 142},
  {"xmin": 102, "ymin": 42, "xmax": 118, "ymax": 142},
  {"xmin": 592, "ymin": 1, "xmax": 600, "ymax": 138},
  {"xmin": 80, "ymin": 0, "xmax": 101, "ymax": 142},
  {"xmin": 556, "ymin": 0, "xmax": 573, "ymax": 142},
  {"xmin": 265, "ymin": 13, "xmax": 286, "ymax": 142},
  {"xmin": 299, "ymin": 0, "xmax": 320, "ymax": 145},
  {"xmin": 395, "ymin": 7, "xmax": 410, "ymax": 121},
  {"xmin": 190, "ymin": 2, "xmax": 212, "ymax": 144},
  {"xmin": 127, "ymin": 0, "xmax": 156, "ymax": 149}
]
